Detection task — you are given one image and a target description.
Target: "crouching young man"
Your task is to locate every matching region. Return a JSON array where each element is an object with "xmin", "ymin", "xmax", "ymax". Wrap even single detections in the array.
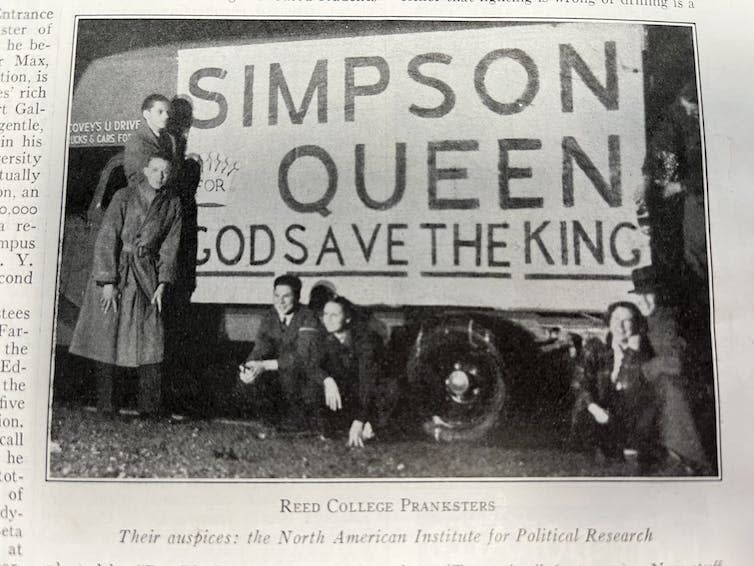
[{"xmin": 238, "ymin": 275, "xmax": 330, "ymax": 432}]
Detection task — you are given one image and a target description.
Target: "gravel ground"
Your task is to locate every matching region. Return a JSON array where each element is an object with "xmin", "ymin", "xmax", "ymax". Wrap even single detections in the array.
[{"xmin": 47, "ymin": 406, "xmax": 679, "ymax": 480}]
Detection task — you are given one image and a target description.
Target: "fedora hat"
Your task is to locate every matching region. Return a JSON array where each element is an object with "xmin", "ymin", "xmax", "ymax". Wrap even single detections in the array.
[{"xmin": 629, "ymin": 266, "xmax": 662, "ymax": 294}]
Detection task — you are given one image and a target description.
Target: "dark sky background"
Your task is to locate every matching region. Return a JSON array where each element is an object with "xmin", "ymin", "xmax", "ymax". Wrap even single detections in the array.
[
  {"xmin": 74, "ymin": 19, "xmax": 506, "ymax": 59},
  {"xmin": 72, "ymin": 19, "xmax": 505, "ymax": 87},
  {"xmin": 73, "ymin": 18, "xmax": 695, "ymax": 109}
]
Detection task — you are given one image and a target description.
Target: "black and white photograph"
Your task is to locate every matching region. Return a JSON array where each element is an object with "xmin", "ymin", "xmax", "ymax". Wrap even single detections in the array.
[{"xmin": 49, "ymin": 18, "xmax": 717, "ymax": 479}]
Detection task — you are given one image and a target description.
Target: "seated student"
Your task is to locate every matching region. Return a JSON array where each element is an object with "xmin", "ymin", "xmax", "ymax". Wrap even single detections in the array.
[
  {"xmin": 318, "ymin": 296, "xmax": 384, "ymax": 447},
  {"xmin": 571, "ymin": 302, "xmax": 663, "ymax": 472},
  {"xmin": 237, "ymin": 275, "xmax": 326, "ymax": 431}
]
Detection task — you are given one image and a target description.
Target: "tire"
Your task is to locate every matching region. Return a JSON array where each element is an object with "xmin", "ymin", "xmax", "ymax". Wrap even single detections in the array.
[{"xmin": 406, "ymin": 319, "xmax": 507, "ymax": 442}]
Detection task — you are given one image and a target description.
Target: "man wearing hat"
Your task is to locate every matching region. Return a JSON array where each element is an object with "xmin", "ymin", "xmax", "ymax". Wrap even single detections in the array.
[
  {"xmin": 630, "ymin": 265, "xmax": 711, "ymax": 473},
  {"xmin": 630, "ymin": 266, "xmax": 682, "ymax": 373}
]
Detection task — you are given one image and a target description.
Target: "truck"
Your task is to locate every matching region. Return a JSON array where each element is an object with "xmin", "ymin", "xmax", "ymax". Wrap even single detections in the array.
[{"xmin": 55, "ymin": 19, "xmax": 702, "ymax": 440}]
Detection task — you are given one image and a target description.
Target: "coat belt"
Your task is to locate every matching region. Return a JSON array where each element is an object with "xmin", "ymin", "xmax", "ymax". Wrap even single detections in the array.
[{"xmin": 122, "ymin": 242, "xmax": 154, "ymax": 259}]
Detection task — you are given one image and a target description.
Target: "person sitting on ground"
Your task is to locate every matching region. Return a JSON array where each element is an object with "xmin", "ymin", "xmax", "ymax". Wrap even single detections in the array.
[
  {"xmin": 237, "ymin": 275, "xmax": 327, "ymax": 432},
  {"xmin": 571, "ymin": 301, "xmax": 663, "ymax": 473},
  {"xmin": 318, "ymin": 296, "xmax": 384, "ymax": 447}
]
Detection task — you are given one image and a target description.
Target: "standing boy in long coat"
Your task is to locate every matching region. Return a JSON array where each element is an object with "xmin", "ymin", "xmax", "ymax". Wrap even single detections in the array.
[{"xmin": 70, "ymin": 154, "xmax": 182, "ymax": 416}]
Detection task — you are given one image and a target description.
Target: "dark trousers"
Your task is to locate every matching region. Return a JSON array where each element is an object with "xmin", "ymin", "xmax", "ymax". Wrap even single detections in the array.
[
  {"xmin": 572, "ymin": 387, "xmax": 662, "ymax": 468},
  {"xmin": 272, "ymin": 369, "xmax": 321, "ymax": 428},
  {"xmin": 600, "ymin": 387, "xmax": 663, "ymax": 468},
  {"xmin": 231, "ymin": 368, "xmax": 322, "ymax": 428},
  {"xmin": 319, "ymin": 378, "xmax": 359, "ymax": 437},
  {"xmin": 96, "ymin": 361, "xmax": 162, "ymax": 414}
]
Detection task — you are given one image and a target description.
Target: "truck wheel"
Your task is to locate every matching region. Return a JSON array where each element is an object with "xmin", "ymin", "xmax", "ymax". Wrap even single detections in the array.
[{"xmin": 407, "ymin": 320, "xmax": 507, "ymax": 442}]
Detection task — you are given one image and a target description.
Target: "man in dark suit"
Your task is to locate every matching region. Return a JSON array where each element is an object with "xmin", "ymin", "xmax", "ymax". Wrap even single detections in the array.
[
  {"xmin": 629, "ymin": 266, "xmax": 712, "ymax": 473},
  {"xmin": 124, "ymin": 94, "xmax": 179, "ymax": 186},
  {"xmin": 238, "ymin": 275, "xmax": 331, "ymax": 431}
]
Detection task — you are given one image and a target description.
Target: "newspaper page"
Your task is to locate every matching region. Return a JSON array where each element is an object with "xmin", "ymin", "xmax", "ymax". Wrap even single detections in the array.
[{"xmin": 0, "ymin": 0, "xmax": 751, "ymax": 564}]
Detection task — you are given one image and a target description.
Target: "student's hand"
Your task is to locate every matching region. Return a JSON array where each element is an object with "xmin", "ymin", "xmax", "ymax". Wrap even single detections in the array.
[
  {"xmin": 633, "ymin": 179, "xmax": 648, "ymax": 208},
  {"xmin": 323, "ymin": 377, "xmax": 342, "ymax": 412},
  {"xmin": 348, "ymin": 420, "xmax": 364, "ymax": 448},
  {"xmin": 662, "ymin": 181, "xmax": 684, "ymax": 198},
  {"xmin": 626, "ymin": 334, "xmax": 641, "ymax": 352},
  {"xmin": 151, "ymin": 283, "xmax": 166, "ymax": 313},
  {"xmin": 238, "ymin": 361, "xmax": 265, "ymax": 384},
  {"xmin": 362, "ymin": 421, "xmax": 374, "ymax": 440},
  {"xmin": 588, "ymin": 402, "xmax": 610, "ymax": 425},
  {"xmin": 100, "ymin": 284, "xmax": 119, "ymax": 314}
]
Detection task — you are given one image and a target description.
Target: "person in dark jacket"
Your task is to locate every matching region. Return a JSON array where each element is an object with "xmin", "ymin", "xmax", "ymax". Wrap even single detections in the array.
[
  {"xmin": 69, "ymin": 154, "xmax": 182, "ymax": 416},
  {"xmin": 571, "ymin": 302, "xmax": 663, "ymax": 472},
  {"xmin": 629, "ymin": 266, "xmax": 711, "ymax": 473},
  {"xmin": 238, "ymin": 275, "xmax": 327, "ymax": 431},
  {"xmin": 124, "ymin": 94, "xmax": 178, "ymax": 186},
  {"xmin": 640, "ymin": 81, "xmax": 705, "ymax": 292},
  {"xmin": 318, "ymin": 296, "xmax": 384, "ymax": 447}
]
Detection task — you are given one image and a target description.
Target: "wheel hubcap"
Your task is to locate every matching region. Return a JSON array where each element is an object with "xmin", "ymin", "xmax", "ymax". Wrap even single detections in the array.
[{"xmin": 446, "ymin": 366, "xmax": 470, "ymax": 396}]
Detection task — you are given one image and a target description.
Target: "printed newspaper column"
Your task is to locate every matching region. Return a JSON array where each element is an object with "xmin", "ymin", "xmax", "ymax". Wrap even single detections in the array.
[{"xmin": 0, "ymin": 8, "xmax": 54, "ymax": 564}]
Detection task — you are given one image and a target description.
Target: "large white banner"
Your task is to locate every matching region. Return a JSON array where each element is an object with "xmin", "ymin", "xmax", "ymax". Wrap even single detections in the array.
[{"xmin": 177, "ymin": 23, "xmax": 649, "ymax": 309}]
